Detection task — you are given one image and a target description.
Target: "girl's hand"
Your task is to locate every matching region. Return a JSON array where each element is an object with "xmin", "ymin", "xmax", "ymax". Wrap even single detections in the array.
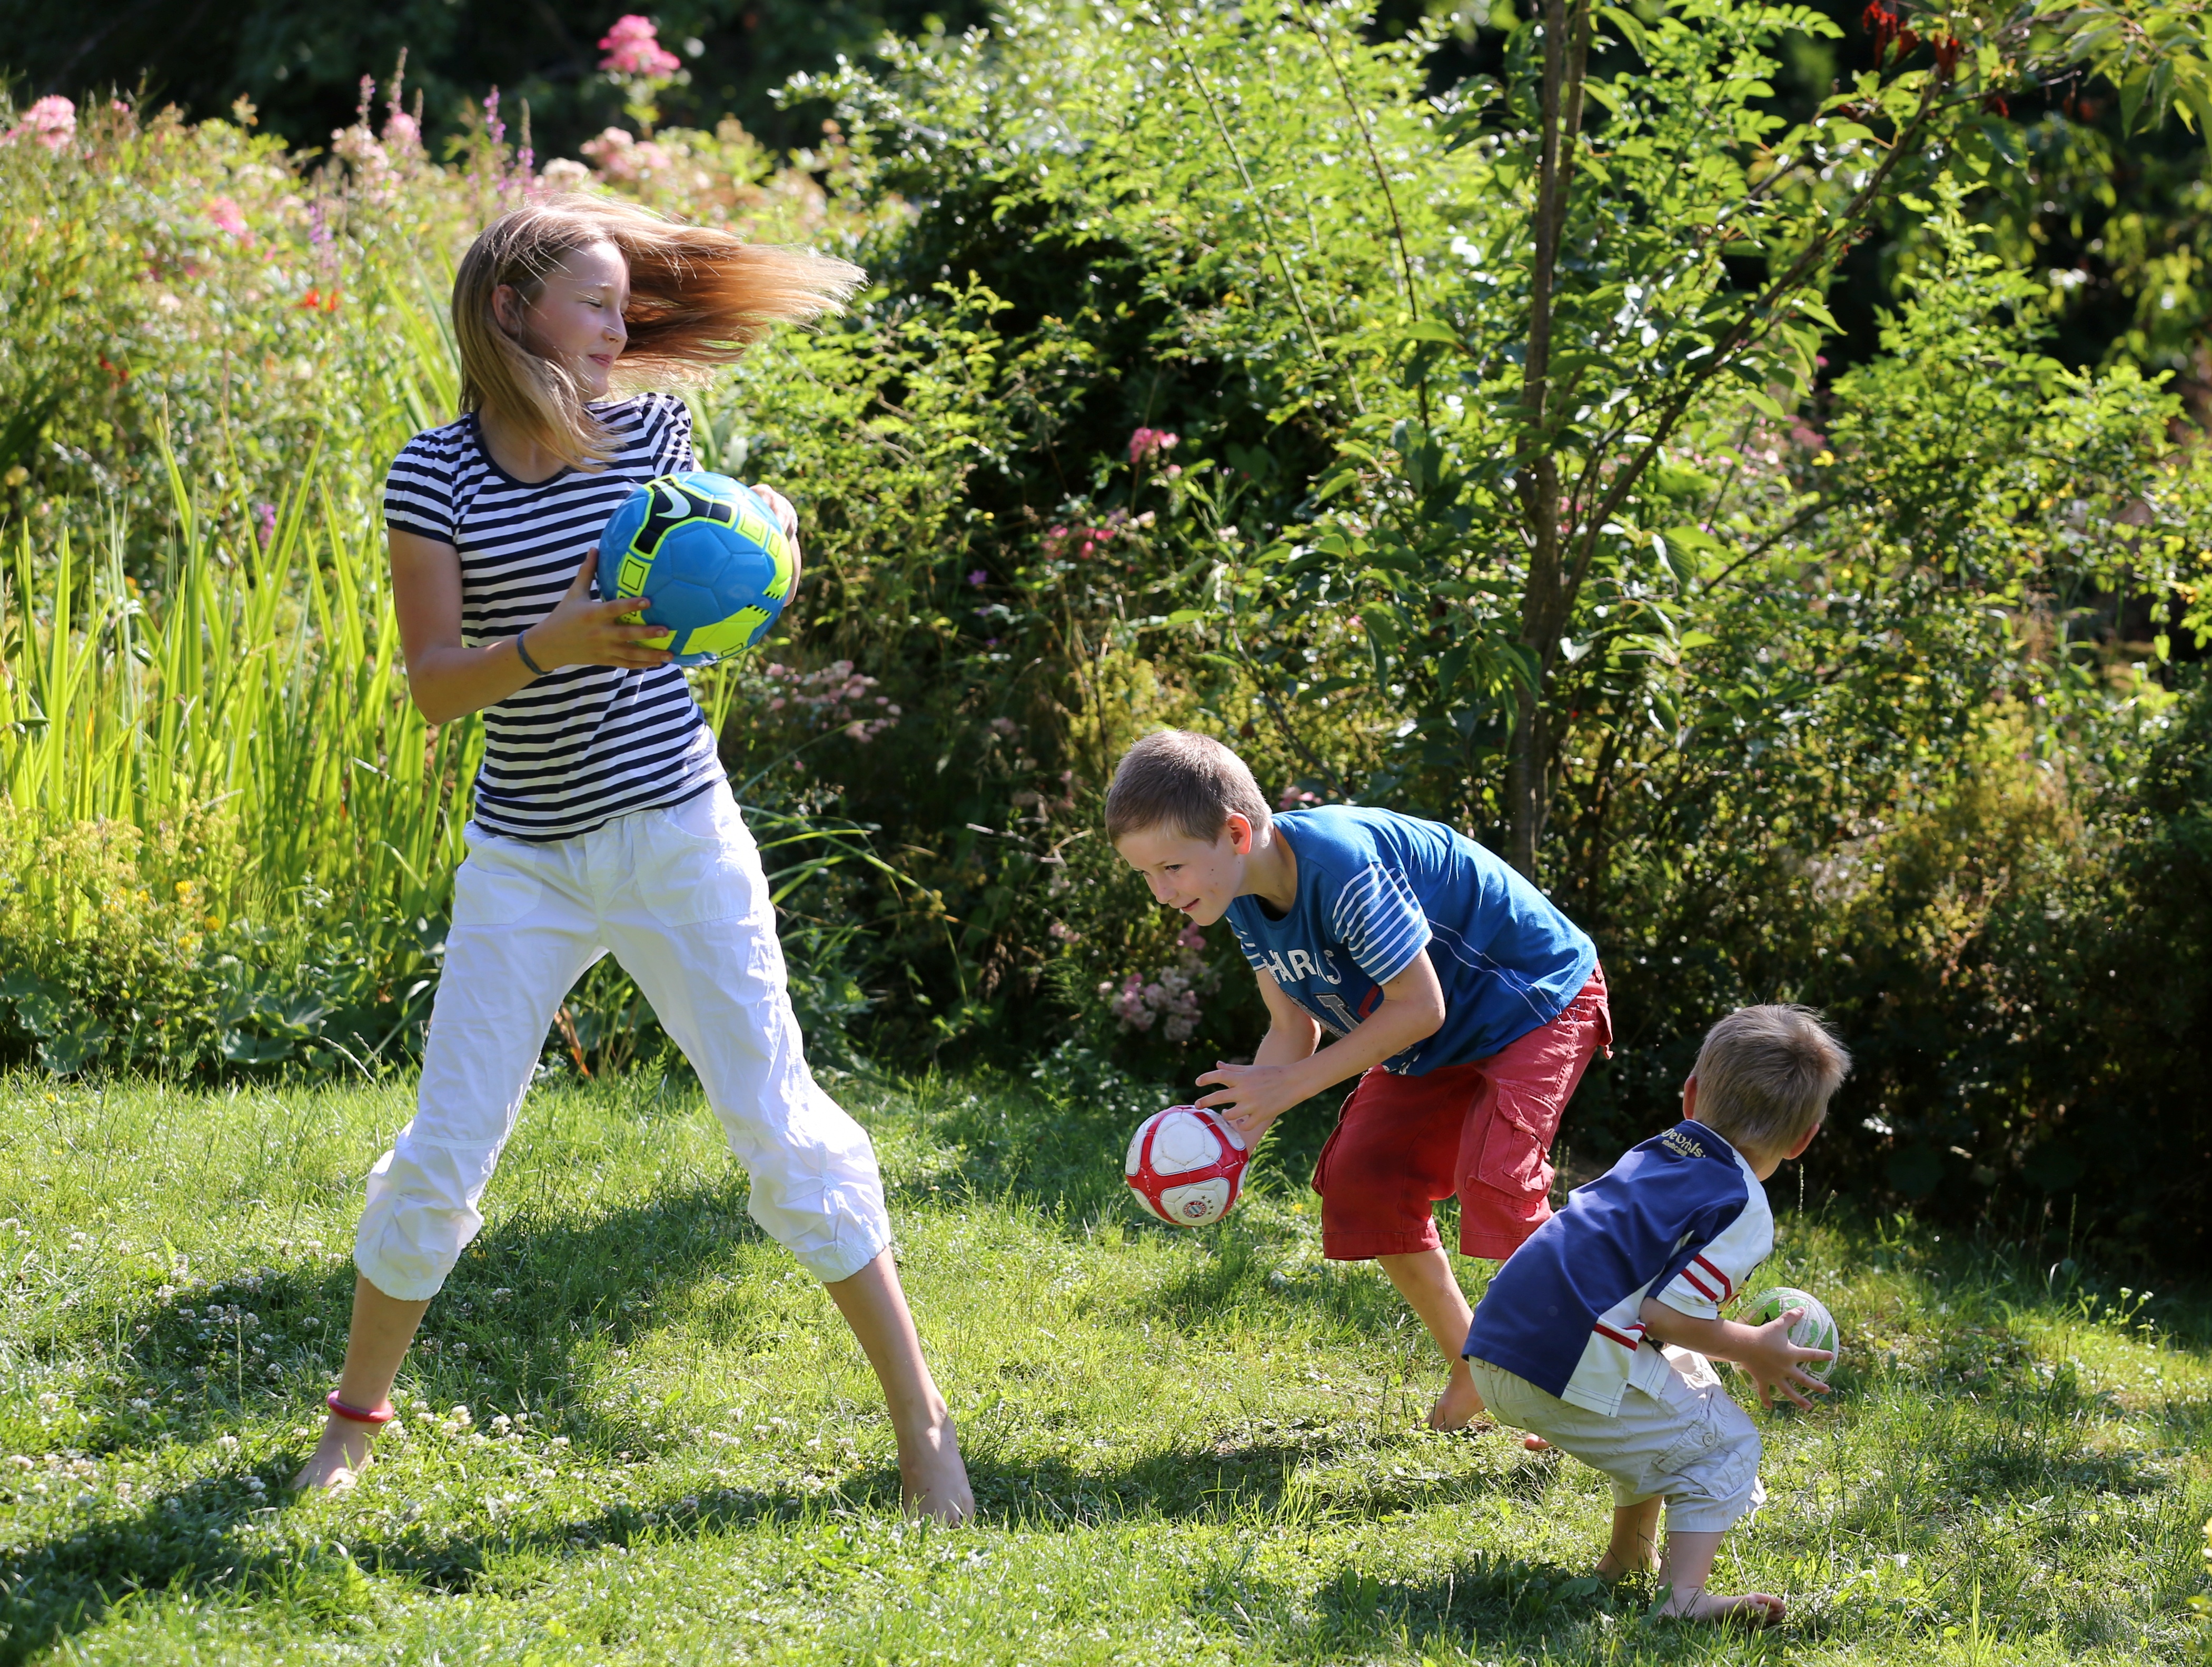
[
  {"xmin": 1739, "ymin": 1309, "xmax": 1834, "ymax": 1411},
  {"xmin": 1193, "ymin": 1061, "xmax": 1303, "ymax": 1140},
  {"xmin": 750, "ymin": 483, "xmax": 806, "ymax": 593},
  {"xmin": 525, "ymin": 553, "xmax": 676, "ymax": 671}
]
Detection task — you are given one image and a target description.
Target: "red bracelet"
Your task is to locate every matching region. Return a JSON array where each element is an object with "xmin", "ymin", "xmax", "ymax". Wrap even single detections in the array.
[{"xmin": 326, "ymin": 1391, "xmax": 395, "ymax": 1426}]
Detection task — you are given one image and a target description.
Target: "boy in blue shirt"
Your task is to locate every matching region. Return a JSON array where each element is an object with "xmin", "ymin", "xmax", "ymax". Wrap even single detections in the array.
[
  {"xmin": 1464, "ymin": 1004, "xmax": 1850, "ymax": 1623},
  {"xmin": 1106, "ymin": 729, "xmax": 1611, "ymax": 1430}
]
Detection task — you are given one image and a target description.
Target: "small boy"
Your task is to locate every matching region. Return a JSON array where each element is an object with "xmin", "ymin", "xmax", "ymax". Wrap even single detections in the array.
[
  {"xmin": 1463, "ymin": 1005, "xmax": 1851, "ymax": 1623},
  {"xmin": 1106, "ymin": 729, "xmax": 1610, "ymax": 1429}
]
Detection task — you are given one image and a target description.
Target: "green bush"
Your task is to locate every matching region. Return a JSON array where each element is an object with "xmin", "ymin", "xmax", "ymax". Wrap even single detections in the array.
[{"xmin": 4, "ymin": 3, "xmax": 2212, "ymax": 1263}]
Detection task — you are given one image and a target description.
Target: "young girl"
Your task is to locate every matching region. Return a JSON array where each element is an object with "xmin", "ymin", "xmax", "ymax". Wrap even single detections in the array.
[{"xmin": 291, "ymin": 195, "xmax": 973, "ymax": 1522}]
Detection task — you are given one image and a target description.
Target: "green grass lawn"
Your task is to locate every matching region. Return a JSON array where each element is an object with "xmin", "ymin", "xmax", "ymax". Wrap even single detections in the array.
[{"xmin": 0, "ymin": 1064, "xmax": 2205, "ymax": 1664}]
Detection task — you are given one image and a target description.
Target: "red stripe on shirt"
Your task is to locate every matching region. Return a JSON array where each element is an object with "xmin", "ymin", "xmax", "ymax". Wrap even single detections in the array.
[
  {"xmin": 1593, "ymin": 1322, "xmax": 1642, "ymax": 1351},
  {"xmin": 1692, "ymin": 1254, "xmax": 1734, "ymax": 1301},
  {"xmin": 1678, "ymin": 1264, "xmax": 1722, "ymax": 1302}
]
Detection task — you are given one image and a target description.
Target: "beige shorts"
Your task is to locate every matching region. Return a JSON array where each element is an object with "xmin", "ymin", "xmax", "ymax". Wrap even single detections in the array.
[{"xmin": 1468, "ymin": 1348, "xmax": 1765, "ymax": 1534}]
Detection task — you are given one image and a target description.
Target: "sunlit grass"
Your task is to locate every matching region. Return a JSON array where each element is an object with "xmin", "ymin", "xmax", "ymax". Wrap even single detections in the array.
[{"xmin": 0, "ymin": 1069, "xmax": 2203, "ymax": 1663}]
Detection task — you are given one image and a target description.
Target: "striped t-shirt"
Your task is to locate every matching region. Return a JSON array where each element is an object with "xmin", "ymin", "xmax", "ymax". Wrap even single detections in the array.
[
  {"xmin": 382, "ymin": 392, "xmax": 723, "ymax": 841},
  {"xmin": 1222, "ymin": 805, "xmax": 1597, "ymax": 1073}
]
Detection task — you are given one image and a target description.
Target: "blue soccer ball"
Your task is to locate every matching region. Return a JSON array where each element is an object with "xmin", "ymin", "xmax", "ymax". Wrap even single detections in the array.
[{"xmin": 596, "ymin": 472, "xmax": 795, "ymax": 667}]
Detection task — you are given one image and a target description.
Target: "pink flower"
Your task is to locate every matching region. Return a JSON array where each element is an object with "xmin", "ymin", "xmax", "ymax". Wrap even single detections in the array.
[
  {"xmin": 580, "ymin": 126, "xmax": 674, "ymax": 182},
  {"xmin": 382, "ymin": 110, "xmax": 421, "ymax": 152},
  {"xmin": 4, "ymin": 95, "xmax": 76, "ymax": 152},
  {"xmin": 599, "ymin": 15, "xmax": 682, "ymax": 77},
  {"xmin": 1176, "ymin": 923, "xmax": 1205, "ymax": 950},
  {"xmin": 254, "ymin": 503, "xmax": 276, "ymax": 548},
  {"xmin": 1128, "ymin": 426, "xmax": 1181, "ymax": 466},
  {"xmin": 205, "ymin": 197, "xmax": 250, "ymax": 240}
]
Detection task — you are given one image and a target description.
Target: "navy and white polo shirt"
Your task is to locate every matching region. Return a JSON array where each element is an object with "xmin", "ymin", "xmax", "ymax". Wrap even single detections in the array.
[
  {"xmin": 382, "ymin": 393, "xmax": 723, "ymax": 842},
  {"xmin": 1463, "ymin": 1120, "xmax": 1773, "ymax": 1415}
]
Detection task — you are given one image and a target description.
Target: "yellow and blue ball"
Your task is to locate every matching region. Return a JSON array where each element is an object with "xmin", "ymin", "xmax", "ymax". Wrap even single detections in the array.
[{"xmin": 596, "ymin": 472, "xmax": 794, "ymax": 666}]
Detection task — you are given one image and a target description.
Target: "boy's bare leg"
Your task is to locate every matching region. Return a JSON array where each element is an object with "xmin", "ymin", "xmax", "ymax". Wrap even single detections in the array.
[
  {"xmin": 824, "ymin": 1251, "xmax": 974, "ymax": 1524},
  {"xmin": 1376, "ymin": 1249, "xmax": 1548, "ymax": 1445},
  {"xmin": 291, "ymin": 1276, "xmax": 431, "ymax": 1493},
  {"xmin": 1652, "ymin": 1529, "xmax": 1785, "ymax": 1624},
  {"xmin": 1376, "ymin": 1247, "xmax": 1520, "ymax": 1435},
  {"xmin": 1595, "ymin": 1497, "xmax": 1663, "ymax": 1579}
]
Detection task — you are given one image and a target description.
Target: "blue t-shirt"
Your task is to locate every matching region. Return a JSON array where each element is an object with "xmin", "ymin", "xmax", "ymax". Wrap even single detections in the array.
[
  {"xmin": 1463, "ymin": 1120, "xmax": 1773, "ymax": 1415},
  {"xmin": 1221, "ymin": 805, "xmax": 1596, "ymax": 1074}
]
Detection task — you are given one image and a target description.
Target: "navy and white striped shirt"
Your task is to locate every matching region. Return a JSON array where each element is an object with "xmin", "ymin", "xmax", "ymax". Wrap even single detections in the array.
[
  {"xmin": 1223, "ymin": 806, "xmax": 1597, "ymax": 1073},
  {"xmin": 382, "ymin": 393, "xmax": 723, "ymax": 842},
  {"xmin": 1466, "ymin": 1120, "xmax": 1772, "ymax": 1414}
]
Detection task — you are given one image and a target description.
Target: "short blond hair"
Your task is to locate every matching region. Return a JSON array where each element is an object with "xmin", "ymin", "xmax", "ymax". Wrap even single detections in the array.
[
  {"xmin": 1692, "ymin": 1005, "xmax": 1850, "ymax": 1156},
  {"xmin": 1105, "ymin": 730, "xmax": 1272, "ymax": 844},
  {"xmin": 452, "ymin": 194, "xmax": 862, "ymax": 470}
]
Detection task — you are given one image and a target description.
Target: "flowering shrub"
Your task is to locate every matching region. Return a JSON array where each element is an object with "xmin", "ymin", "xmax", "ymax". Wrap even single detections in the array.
[
  {"xmin": 4, "ymin": 96, "xmax": 76, "ymax": 152},
  {"xmin": 580, "ymin": 127, "xmax": 679, "ymax": 184},
  {"xmin": 1099, "ymin": 925, "xmax": 1219, "ymax": 1046},
  {"xmin": 759, "ymin": 659, "xmax": 900, "ymax": 746},
  {"xmin": 600, "ymin": 14, "xmax": 688, "ymax": 136},
  {"xmin": 600, "ymin": 15, "xmax": 683, "ymax": 79},
  {"xmin": 1126, "ymin": 426, "xmax": 1179, "ymax": 467}
]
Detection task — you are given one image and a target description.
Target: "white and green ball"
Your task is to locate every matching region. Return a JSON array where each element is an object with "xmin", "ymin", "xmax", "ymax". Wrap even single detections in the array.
[{"xmin": 1743, "ymin": 1285, "xmax": 1840, "ymax": 1378}]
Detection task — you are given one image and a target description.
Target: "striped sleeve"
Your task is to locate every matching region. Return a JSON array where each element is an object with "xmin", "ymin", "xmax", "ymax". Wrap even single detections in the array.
[
  {"xmin": 383, "ymin": 433, "xmax": 457, "ymax": 543},
  {"xmin": 654, "ymin": 394, "xmax": 699, "ymax": 473},
  {"xmin": 1649, "ymin": 1188, "xmax": 1773, "ymax": 1322},
  {"xmin": 1326, "ymin": 862, "xmax": 1433, "ymax": 985}
]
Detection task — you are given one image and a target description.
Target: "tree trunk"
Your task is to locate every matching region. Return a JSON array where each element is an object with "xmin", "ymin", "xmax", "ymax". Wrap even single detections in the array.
[{"xmin": 1504, "ymin": 0, "xmax": 1580, "ymax": 876}]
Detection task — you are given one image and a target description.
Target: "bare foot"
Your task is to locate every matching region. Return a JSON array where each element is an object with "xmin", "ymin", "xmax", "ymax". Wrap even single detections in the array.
[
  {"xmin": 896, "ymin": 1411, "xmax": 974, "ymax": 1524},
  {"xmin": 1594, "ymin": 1550, "xmax": 1661, "ymax": 1582},
  {"xmin": 1427, "ymin": 1387, "xmax": 1550, "ymax": 1449},
  {"xmin": 1426, "ymin": 1380, "xmax": 1491, "ymax": 1432},
  {"xmin": 289, "ymin": 1415, "xmax": 376, "ymax": 1494},
  {"xmin": 1654, "ymin": 1588, "xmax": 1786, "ymax": 1625}
]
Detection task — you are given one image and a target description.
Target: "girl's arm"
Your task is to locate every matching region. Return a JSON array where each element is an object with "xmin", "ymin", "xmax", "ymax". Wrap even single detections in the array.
[
  {"xmin": 390, "ymin": 530, "xmax": 676, "ymax": 725},
  {"xmin": 1196, "ymin": 950, "xmax": 1446, "ymax": 1139}
]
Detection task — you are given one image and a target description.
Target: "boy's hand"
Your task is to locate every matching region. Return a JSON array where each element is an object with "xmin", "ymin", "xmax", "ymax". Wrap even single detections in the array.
[
  {"xmin": 1739, "ymin": 1308, "xmax": 1834, "ymax": 1411},
  {"xmin": 1194, "ymin": 1061, "xmax": 1306, "ymax": 1140}
]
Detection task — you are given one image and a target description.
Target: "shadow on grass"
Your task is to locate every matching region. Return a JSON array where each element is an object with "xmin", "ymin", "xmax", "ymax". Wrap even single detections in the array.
[
  {"xmin": 0, "ymin": 1172, "xmax": 830, "ymax": 1663},
  {"xmin": 0, "ymin": 1472, "xmax": 836, "ymax": 1663}
]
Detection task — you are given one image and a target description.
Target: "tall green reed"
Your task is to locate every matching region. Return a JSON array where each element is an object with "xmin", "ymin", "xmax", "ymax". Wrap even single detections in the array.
[{"xmin": 0, "ymin": 422, "xmax": 475, "ymax": 964}]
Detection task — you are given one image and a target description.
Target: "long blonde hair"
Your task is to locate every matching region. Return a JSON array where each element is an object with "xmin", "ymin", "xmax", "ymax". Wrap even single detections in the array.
[{"xmin": 452, "ymin": 194, "xmax": 862, "ymax": 469}]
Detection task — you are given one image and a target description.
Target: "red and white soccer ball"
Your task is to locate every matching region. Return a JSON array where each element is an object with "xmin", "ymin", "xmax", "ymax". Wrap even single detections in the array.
[{"xmin": 1125, "ymin": 1106, "xmax": 1249, "ymax": 1227}]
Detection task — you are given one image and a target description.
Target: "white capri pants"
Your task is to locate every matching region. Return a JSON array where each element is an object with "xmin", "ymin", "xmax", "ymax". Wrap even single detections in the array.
[
  {"xmin": 355, "ymin": 780, "xmax": 892, "ymax": 1301},
  {"xmin": 1468, "ymin": 1348, "xmax": 1765, "ymax": 1535}
]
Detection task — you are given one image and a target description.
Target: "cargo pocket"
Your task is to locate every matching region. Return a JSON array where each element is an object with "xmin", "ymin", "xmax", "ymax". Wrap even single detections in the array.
[
  {"xmin": 1652, "ymin": 1381, "xmax": 1757, "ymax": 1509},
  {"xmin": 450, "ymin": 841, "xmax": 543, "ymax": 928},
  {"xmin": 1475, "ymin": 1109, "xmax": 1551, "ymax": 1199},
  {"xmin": 640, "ymin": 785, "xmax": 766, "ymax": 929}
]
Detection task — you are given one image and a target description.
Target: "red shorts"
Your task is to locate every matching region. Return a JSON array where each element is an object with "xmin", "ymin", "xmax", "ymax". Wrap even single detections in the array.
[{"xmin": 1311, "ymin": 968, "xmax": 1611, "ymax": 1262}]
